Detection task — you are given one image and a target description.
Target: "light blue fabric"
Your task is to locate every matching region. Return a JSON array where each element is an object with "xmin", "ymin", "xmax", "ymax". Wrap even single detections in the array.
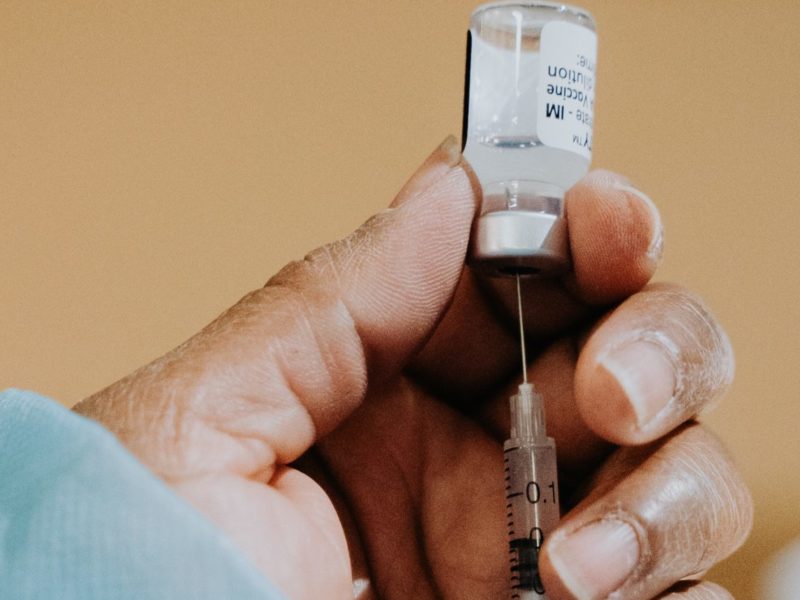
[{"xmin": 0, "ymin": 389, "xmax": 283, "ymax": 599}]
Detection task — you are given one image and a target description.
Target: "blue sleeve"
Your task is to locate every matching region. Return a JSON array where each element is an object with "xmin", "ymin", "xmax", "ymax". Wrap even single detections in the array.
[{"xmin": 0, "ymin": 389, "xmax": 285, "ymax": 600}]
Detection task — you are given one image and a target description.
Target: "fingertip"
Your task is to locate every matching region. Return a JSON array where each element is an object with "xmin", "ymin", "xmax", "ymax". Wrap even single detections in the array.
[
  {"xmin": 565, "ymin": 170, "xmax": 663, "ymax": 305},
  {"xmin": 392, "ymin": 134, "xmax": 476, "ymax": 213},
  {"xmin": 310, "ymin": 135, "xmax": 479, "ymax": 376},
  {"xmin": 574, "ymin": 284, "xmax": 735, "ymax": 446}
]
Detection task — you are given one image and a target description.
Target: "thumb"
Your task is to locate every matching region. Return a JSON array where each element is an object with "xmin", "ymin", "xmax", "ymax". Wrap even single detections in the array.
[{"xmin": 75, "ymin": 135, "xmax": 477, "ymax": 479}]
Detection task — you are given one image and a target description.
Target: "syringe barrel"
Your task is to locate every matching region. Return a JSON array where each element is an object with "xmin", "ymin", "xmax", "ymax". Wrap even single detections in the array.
[{"xmin": 504, "ymin": 438, "xmax": 560, "ymax": 598}]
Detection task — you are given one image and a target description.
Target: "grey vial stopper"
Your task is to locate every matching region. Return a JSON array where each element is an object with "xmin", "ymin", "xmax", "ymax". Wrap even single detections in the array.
[{"xmin": 469, "ymin": 208, "xmax": 569, "ymax": 277}]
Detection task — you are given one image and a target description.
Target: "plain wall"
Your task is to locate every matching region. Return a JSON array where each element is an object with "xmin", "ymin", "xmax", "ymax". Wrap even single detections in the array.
[{"xmin": 2, "ymin": 2, "xmax": 798, "ymax": 597}]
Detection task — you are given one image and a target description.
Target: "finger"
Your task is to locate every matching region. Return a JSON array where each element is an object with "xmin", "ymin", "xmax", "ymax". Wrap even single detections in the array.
[
  {"xmin": 490, "ymin": 170, "xmax": 665, "ymax": 321},
  {"xmin": 565, "ymin": 170, "xmax": 663, "ymax": 305},
  {"xmin": 316, "ymin": 378, "xmax": 508, "ymax": 599},
  {"xmin": 409, "ymin": 170, "xmax": 663, "ymax": 401},
  {"xmin": 574, "ymin": 283, "xmax": 735, "ymax": 445},
  {"xmin": 170, "ymin": 468, "xmax": 352, "ymax": 600},
  {"xmin": 407, "ymin": 268, "xmax": 521, "ymax": 401},
  {"xmin": 76, "ymin": 135, "xmax": 478, "ymax": 476},
  {"xmin": 292, "ymin": 450, "xmax": 376, "ymax": 600},
  {"xmin": 539, "ymin": 424, "xmax": 753, "ymax": 600},
  {"xmin": 655, "ymin": 581, "xmax": 733, "ymax": 600}
]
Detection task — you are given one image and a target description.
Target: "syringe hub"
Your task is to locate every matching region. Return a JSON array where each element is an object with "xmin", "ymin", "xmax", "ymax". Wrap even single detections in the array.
[{"xmin": 509, "ymin": 382, "xmax": 548, "ymax": 442}]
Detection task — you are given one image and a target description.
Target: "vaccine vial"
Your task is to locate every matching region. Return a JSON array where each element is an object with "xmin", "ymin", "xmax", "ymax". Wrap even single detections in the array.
[{"xmin": 463, "ymin": 2, "xmax": 597, "ymax": 276}]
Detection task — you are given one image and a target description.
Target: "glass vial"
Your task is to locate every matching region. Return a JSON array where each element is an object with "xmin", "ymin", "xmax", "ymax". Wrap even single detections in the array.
[{"xmin": 463, "ymin": 2, "xmax": 597, "ymax": 276}]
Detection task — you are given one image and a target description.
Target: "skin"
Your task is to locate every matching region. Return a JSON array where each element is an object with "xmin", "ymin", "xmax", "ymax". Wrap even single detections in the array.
[{"xmin": 74, "ymin": 136, "xmax": 752, "ymax": 600}]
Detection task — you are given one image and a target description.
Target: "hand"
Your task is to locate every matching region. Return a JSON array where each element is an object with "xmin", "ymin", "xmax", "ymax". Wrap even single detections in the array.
[{"xmin": 75, "ymin": 136, "xmax": 752, "ymax": 600}]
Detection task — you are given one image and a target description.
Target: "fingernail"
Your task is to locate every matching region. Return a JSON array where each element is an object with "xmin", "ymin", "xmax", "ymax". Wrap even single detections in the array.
[
  {"xmin": 548, "ymin": 519, "xmax": 640, "ymax": 599},
  {"xmin": 598, "ymin": 339, "xmax": 677, "ymax": 430},
  {"xmin": 436, "ymin": 134, "xmax": 462, "ymax": 167},
  {"xmin": 614, "ymin": 183, "xmax": 663, "ymax": 262},
  {"xmin": 391, "ymin": 135, "xmax": 462, "ymax": 208}
]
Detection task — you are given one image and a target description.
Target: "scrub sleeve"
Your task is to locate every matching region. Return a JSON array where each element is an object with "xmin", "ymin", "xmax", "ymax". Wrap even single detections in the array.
[{"xmin": 0, "ymin": 389, "xmax": 284, "ymax": 600}]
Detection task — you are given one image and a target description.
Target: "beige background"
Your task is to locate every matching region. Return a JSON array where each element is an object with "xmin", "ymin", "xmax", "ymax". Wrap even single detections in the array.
[{"xmin": 2, "ymin": 1, "xmax": 798, "ymax": 597}]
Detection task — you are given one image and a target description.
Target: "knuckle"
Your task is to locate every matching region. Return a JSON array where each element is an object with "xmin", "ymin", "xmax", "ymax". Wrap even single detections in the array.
[
  {"xmin": 647, "ymin": 284, "xmax": 733, "ymax": 367},
  {"xmin": 675, "ymin": 427, "xmax": 754, "ymax": 564},
  {"xmin": 662, "ymin": 286, "xmax": 734, "ymax": 411},
  {"xmin": 642, "ymin": 425, "xmax": 754, "ymax": 576},
  {"xmin": 615, "ymin": 183, "xmax": 663, "ymax": 263},
  {"xmin": 590, "ymin": 424, "xmax": 753, "ymax": 597},
  {"xmin": 656, "ymin": 581, "xmax": 734, "ymax": 599}
]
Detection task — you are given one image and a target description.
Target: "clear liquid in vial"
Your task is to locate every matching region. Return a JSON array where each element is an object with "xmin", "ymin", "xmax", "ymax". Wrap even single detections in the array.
[{"xmin": 463, "ymin": 25, "xmax": 589, "ymax": 208}]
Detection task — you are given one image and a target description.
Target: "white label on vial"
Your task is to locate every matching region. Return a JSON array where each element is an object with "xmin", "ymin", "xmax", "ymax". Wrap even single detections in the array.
[{"xmin": 537, "ymin": 21, "xmax": 597, "ymax": 160}]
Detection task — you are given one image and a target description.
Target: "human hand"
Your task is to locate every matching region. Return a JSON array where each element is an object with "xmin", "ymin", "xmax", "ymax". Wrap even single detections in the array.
[{"xmin": 75, "ymin": 136, "xmax": 752, "ymax": 599}]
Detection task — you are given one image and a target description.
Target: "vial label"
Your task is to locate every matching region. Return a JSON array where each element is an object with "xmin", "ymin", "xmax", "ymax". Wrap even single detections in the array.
[{"xmin": 537, "ymin": 22, "xmax": 597, "ymax": 160}]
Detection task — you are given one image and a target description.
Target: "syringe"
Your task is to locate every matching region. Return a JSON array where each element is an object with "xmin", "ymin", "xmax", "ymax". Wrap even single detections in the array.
[
  {"xmin": 458, "ymin": 3, "xmax": 596, "ymax": 594},
  {"xmin": 505, "ymin": 275, "xmax": 560, "ymax": 598}
]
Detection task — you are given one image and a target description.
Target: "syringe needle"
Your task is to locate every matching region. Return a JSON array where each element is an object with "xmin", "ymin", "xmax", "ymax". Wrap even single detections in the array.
[
  {"xmin": 516, "ymin": 273, "xmax": 528, "ymax": 384},
  {"xmin": 507, "ymin": 274, "xmax": 560, "ymax": 597}
]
